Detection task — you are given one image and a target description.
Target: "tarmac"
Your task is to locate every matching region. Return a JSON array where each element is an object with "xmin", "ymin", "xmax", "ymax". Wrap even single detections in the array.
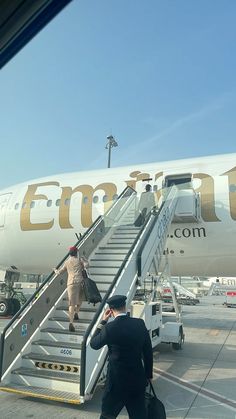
[{"xmin": 0, "ymin": 295, "xmax": 236, "ymax": 419}]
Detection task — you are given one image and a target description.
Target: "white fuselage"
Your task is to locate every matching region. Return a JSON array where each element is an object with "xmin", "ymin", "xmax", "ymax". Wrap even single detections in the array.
[{"xmin": 0, "ymin": 153, "xmax": 236, "ymax": 276}]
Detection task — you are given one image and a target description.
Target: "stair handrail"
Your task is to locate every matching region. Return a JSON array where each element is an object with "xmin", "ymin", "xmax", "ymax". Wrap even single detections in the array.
[
  {"xmin": 0, "ymin": 186, "xmax": 136, "ymax": 379},
  {"xmin": 137, "ymin": 185, "xmax": 178, "ymax": 277}
]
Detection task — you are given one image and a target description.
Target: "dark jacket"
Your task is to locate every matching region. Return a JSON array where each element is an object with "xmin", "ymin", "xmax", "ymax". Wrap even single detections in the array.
[{"xmin": 90, "ymin": 315, "xmax": 153, "ymax": 396}]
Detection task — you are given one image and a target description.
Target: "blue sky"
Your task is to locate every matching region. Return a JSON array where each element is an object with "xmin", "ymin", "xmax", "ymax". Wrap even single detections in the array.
[{"xmin": 0, "ymin": 0, "xmax": 236, "ymax": 189}]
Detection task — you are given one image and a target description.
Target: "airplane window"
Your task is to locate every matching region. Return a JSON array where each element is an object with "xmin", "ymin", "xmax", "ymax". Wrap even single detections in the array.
[
  {"xmin": 65, "ymin": 199, "xmax": 70, "ymax": 206},
  {"xmin": 103, "ymin": 195, "xmax": 108, "ymax": 203},
  {"xmin": 112, "ymin": 194, "xmax": 118, "ymax": 201},
  {"xmin": 56, "ymin": 199, "xmax": 60, "ymax": 206},
  {"xmin": 30, "ymin": 201, "xmax": 35, "ymax": 208},
  {"xmin": 22, "ymin": 202, "xmax": 27, "ymax": 209},
  {"xmin": 93, "ymin": 196, "xmax": 98, "ymax": 204},
  {"xmin": 83, "ymin": 197, "xmax": 88, "ymax": 204},
  {"xmin": 47, "ymin": 200, "xmax": 52, "ymax": 207},
  {"xmin": 15, "ymin": 203, "xmax": 19, "ymax": 210},
  {"xmin": 229, "ymin": 184, "xmax": 236, "ymax": 193}
]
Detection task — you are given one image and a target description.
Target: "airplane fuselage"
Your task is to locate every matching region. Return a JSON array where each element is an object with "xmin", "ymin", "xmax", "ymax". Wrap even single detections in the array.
[{"xmin": 0, "ymin": 153, "xmax": 236, "ymax": 276}]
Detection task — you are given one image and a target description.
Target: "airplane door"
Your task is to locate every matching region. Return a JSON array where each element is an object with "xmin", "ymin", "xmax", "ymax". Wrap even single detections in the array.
[{"xmin": 0, "ymin": 193, "xmax": 12, "ymax": 227}]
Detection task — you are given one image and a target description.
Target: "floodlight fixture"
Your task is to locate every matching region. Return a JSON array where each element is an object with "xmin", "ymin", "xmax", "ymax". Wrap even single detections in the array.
[{"xmin": 105, "ymin": 135, "xmax": 118, "ymax": 168}]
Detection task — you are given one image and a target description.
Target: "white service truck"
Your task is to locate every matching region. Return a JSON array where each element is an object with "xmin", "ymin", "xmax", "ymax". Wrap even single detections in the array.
[{"xmin": 131, "ymin": 299, "xmax": 184, "ymax": 350}]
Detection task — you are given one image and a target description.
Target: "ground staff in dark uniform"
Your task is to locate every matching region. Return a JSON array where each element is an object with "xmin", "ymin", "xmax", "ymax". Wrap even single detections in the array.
[{"xmin": 90, "ymin": 295, "xmax": 153, "ymax": 419}]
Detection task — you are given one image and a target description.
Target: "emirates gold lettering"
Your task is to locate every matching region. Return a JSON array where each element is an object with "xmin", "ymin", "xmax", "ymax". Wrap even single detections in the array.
[
  {"xmin": 59, "ymin": 183, "xmax": 117, "ymax": 228},
  {"xmin": 125, "ymin": 171, "xmax": 151, "ymax": 189},
  {"xmin": 221, "ymin": 167, "xmax": 236, "ymax": 220},
  {"xmin": 20, "ymin": 166, "xmax": 236, "ymax": 232},
  {"xmin": 154, "ymin": 172, "xmax": 163, "ymax": 205},
  {"xmin": 20, "ymin": 182, "xmax": 59, "ymax": 231},
  {"xmin": 193, "ymin": 173, "xmax": 220, "ymax": 222}
]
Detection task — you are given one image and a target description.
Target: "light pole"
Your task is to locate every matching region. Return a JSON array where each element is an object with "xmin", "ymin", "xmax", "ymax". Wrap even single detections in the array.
[{"xmin": 105, "ymin": 135, "xmax": 118, "ymax": 168}]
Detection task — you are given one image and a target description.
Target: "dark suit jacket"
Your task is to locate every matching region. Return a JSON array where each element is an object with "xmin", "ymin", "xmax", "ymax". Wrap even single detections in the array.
[{"xmin": 90, "ymin": 315, "xmax": 153, "ymax": 396}]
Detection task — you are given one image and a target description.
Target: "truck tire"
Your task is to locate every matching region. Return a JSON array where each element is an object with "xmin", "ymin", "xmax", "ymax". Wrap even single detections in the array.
[
  {"xmin": 0, "ymin": 298, "xmax": 13, "ymax": 316},
  {"xmin": 12, "ymin": 298, "xmax": 21, "ymax": 315},
  {"xmin": 172, "ymin": 327, "xmax": 184, "ymax": 350}
]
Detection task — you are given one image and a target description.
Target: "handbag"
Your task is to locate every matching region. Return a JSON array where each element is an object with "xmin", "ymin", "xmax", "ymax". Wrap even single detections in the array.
[
  {"xmin": 82, "ymin": 276, "xmax": 102, "ymax": 306},
  {"xmin": 145, "ymin": 381, "xmax": 166, "ymax": 419},
  {"xmin": 134, "ymin": 208, "xmax": 147, "ymax": 227}
]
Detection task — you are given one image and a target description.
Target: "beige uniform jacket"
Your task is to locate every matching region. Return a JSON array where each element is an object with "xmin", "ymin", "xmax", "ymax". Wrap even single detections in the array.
[
  {"xmin": 137, "ymin": 191, "xmax": 156, "ymax": 214},
  {"xmin": 58, "ymin": 256, "xmax": 89, "ymax": 286}
]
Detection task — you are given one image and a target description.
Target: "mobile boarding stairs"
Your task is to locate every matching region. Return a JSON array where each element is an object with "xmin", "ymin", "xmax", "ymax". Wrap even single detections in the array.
[{"xmin": 0, "ymin": 183, "xmax": 200, "ymax": 405}]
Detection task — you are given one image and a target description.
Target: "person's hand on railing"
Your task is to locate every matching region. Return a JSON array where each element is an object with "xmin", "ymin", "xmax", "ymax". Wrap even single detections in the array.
[{"xmin": 54, "ymin": 268, "xmax": 59, "ymax": 275}]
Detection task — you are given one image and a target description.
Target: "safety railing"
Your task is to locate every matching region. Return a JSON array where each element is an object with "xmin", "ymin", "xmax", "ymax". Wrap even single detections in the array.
[{"xmin": 137, "ymin": 185, "xmax": 178, "ymax": 276}]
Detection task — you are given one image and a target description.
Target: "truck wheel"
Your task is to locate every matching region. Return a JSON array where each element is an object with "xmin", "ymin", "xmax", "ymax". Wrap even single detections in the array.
[
  {"xmin": 12, "ymin": 298, "xmax": 21, "ymax": 315},
  {"xmin": 172, "ymin": 327, "xmax": 184, "ymax": 350},
  {"xmin": 0, "ymin": 298, "xmax": 13, "ymax": 316}
]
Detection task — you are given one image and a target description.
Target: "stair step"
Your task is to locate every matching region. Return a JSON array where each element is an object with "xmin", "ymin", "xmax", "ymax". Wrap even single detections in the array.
[
  {"xmin": 0, "ymin": 384, "xmax": 81, "ymax": 404},
  {"xmin": 89, "ymin": 260, "xmax": 122, "ymax": 268},
  {"xmin": 99, "ymin": 245, "xmax": 131, "ymax": 249},
  {"xmin": 41, "ymin": 327, "xmax": 85, "ymax": 343},
  {"xmin": 89, "ymin": 264, "xmax": 119, "ymax": 270},
  {"xmin": 91, "ymin": 255, "xmax": 125, "ymax": 261},
  {"xmin": 116, "ymin": 225, "xmax": 139, "ymax": 229},
  {"xmin": 41, "ymin": 327, "xmax": 85, "ymax": 335},
  {"xmin": 57, "ymin": 306, "xmax": 97, "ymax": 313},
  {"xmin": 80, "ymin": 299, "xmax": 104, "ymax": 308},
  {"xmin": 32, "ymin": 339, "xmax": 81, "ymax": 350},
  {"xmin": 63, "ymin": 296, "xmax": 105, "ymax": 304},
  {"xmin": 115, "ymin": 232, "xmax": 138, "ymax": 236},
  {"xmin": 112, "ymin": 233, "xmax": 138, "ymax": 237},
  {"xmin": 85, "ymin": 275, "xmax": 113, "ymax": 285},
  {"xmin": 89, "ymin": 267, "xmax": 118, "ymax": 275},
  {"xmin": 77, "ymin": 307, "xmax": 97, "ymax": 313},
  {"xmin": 55, "ymin": 307, "xmax": 95, "ymax": 321},
  {"xmin": 108, "ymin": 238, "xmax": 135, "ymax": 243},
  {"xmin": 23, "ymin": 352, "xmax": 80, "ymax": 365},
  {"xmin": 95, "ymin": 249, "xmax": 128, "ymax": 255},
  {"xmin": 97, "ymin": 283, "xmax": 112, "ymax": 292},
  {"xmin": 11, "ymin": 367, "xmax": 80, "ymax": 392},
  {"xmin": 31, "ymin": 339, "xmax": 82, "ymax": 358},
  {"xmin": 49, "ymin": 316, "xmax": 90, "ymax": 325},
  {"xmin": 89, "ymin": 273, "xmax": 114, "ymax": 278}
]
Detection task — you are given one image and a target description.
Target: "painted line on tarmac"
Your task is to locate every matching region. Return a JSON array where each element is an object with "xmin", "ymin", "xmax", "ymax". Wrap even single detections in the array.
[{"xmin": 154, "ymin": 367, "xmax": 236, "ymax": 411}]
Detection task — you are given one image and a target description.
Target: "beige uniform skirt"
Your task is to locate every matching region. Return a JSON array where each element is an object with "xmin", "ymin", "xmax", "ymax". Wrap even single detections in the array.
[{"xmin": 67, "ymin": 282, "xmax": 84, "ymax": 306}]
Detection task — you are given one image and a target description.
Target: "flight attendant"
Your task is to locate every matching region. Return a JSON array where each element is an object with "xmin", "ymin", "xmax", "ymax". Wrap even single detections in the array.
[
  {"xmin": 135, "ymin": 184, "xmax": 156, "ymax": 226},
  {"xmin": 54, "ymin": 246, "xmax": 89, "ymax": 332},
  {"xmin": 90, "ymin": 295, "xmax": 153, "ymax": 419}
]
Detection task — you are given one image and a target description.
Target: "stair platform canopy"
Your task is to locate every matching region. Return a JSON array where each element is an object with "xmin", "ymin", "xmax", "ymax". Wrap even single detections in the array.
[{"xmin": 0, "ymin": 184, "xmax": 194, "ymax": 404}]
